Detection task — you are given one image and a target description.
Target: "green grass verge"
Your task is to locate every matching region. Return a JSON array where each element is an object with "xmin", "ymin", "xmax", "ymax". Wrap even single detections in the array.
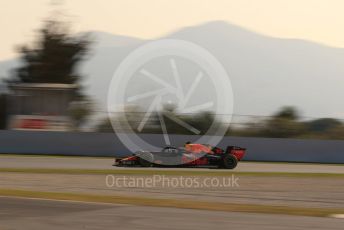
[
  {"xmin": 0, "ymin": 188, "xmax": 342, "ymax": 217},
  {"xmin": 0, "ymin": 167, "xmax": 344, "ymax": 177}
]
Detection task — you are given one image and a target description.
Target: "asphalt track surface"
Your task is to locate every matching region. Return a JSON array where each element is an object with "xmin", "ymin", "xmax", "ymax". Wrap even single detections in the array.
[
  {"xmin": 0, "ymin": 155, "xmax": 344, "ymax": 173},
  {"xmin": 1, "ymin": 197, "xmax": 343, "ymax": 230},
  {"xmin": 1, "ymin": 155, "xmax": 344, "ymax": 229},
  {"xmin": 1, "ymin": 171, "xmax": 343, "ymax": 209}
]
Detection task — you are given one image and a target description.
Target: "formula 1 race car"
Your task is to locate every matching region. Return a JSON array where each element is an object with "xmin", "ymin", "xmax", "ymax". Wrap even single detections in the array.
[{"xmin": 114, "ymin": 143, "xmax": 246, "ymax": 169}]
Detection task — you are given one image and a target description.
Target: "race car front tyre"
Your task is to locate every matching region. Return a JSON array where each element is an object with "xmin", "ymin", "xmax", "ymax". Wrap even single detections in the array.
[
  {"xmin": 221, "ymin": 154, "xmax": 238, "ymax": 169},
  {"xmin": 138, "ymin": 152, "xmax": 154, "ymax": 167}
]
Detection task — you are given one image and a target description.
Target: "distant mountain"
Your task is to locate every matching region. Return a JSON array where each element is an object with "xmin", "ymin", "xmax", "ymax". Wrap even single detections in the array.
[
  {"xmin": 1, "ymin": 21, "xmax": 344, "ymax": 119},
  {"xmin": 168, "ymin": 21, "xmax": 344, "ymax": 118},
  {"xmin": 86, "ymin": 31, "xmax": 144, "ymax": 48},
  {"xmin": 0, "ymin": 59, "xmax": 19, "ymax": 80}
]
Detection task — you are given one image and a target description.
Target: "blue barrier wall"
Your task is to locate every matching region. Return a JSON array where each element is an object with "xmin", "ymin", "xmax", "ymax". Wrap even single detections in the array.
[{"xmin": 1, "ymin": 130, "xmax": 344, "ymax": 163}]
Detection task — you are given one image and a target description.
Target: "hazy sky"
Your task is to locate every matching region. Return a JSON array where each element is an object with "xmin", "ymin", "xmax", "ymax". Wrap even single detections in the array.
[{"xmin": 1, "ymin": 0, "xmax": 344, "ymax": 60}]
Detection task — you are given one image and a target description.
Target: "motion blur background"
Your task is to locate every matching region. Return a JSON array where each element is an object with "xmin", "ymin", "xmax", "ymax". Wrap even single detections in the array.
[{"xmin": 1, "ymin": 0, "xmax": 344, "ymax": 151}]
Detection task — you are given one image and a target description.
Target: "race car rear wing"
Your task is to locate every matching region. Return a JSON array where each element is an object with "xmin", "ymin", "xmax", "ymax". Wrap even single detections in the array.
[{"xmin": 226, "ymin": 146, "xmax": 246, "ymax": 161}]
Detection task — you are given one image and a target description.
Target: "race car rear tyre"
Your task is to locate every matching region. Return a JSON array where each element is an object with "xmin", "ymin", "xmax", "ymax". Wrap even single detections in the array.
[
  {"xmin": 138, "ymin": 152, "xmax": 154, "ymax": 167},
  {"xmin": 221, "ymin": 154, "xmax": 238, "ymax": 169}
]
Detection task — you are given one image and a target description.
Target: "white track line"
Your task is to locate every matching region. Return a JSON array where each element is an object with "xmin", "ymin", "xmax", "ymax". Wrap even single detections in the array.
[{"xmin": 329, "ymin": 214, "xmax": 344, "ymax": 219}]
